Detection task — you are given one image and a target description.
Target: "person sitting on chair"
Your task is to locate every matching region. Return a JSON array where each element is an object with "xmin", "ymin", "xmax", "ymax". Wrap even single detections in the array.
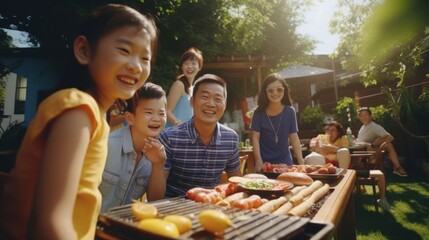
[
  {"xmin": 357, "ymin": 107, "xmax": 407, "ymax": 177},
  {"xmin": 304, "ymin": 121, "xmax": 351, "ymax": 169}
]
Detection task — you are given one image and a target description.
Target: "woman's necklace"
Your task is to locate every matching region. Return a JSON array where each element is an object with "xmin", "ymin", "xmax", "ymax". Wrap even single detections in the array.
[{"xmin": 266, "ymin": 109, "xmax": 283, "ymax": 144}]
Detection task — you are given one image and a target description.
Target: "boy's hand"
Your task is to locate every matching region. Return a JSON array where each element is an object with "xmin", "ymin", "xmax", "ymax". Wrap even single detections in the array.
[{"xmin": 142, "ymin": 137, "xmax": 166, "ymax": 166}]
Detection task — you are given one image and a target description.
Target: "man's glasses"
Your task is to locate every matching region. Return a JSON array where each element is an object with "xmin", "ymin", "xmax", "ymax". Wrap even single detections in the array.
[{"xmin": 266, "ymin": 87, "xmax": 284, "ymax": 94}]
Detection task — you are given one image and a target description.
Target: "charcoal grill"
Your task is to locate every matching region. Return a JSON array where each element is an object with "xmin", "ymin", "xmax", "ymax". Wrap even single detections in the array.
[{"xmin": 97, "ymin": 197, "xmax": 333, "ymax": 240}]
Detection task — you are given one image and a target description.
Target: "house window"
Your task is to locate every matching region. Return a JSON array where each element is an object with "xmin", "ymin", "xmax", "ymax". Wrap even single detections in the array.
[
  {"xmin": 310, "ymin": 83, "xmax": 316, "ymax": 96},
  {"xmin": 14, "ymin": 76, "xmax": 27, "ymax": 114},
  {"xmin": 310, "ymin": 83, "xmax": 316, "ymax": 107}
]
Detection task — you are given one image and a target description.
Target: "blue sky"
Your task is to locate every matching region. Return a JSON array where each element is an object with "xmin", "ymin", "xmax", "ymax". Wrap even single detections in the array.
[{"xmin": 296, "ymin": 0, "xmax": 340, "ymax": 55}]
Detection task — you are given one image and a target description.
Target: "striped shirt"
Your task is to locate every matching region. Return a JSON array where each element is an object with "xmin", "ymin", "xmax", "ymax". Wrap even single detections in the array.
[{"xmin": 159, "ymin": 118, "xmax": 240, "ymax": 197}]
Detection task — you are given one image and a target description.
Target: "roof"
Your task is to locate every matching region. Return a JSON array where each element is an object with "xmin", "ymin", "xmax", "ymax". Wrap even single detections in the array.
[{"xmin": 276, "ymin": 65, "xmax": 333, "ymax": 79}]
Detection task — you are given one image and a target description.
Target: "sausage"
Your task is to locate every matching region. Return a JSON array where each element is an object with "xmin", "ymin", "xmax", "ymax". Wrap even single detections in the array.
[
  {"xmin": 232, "ymin": 195, "xmax": 265, "ymax": 210},
  {"xmin": 193, "ymin": 190, "xmax": 223, "ymax": 204},
  {"xmin": 216, "ymin": 192, "xmax": 247, "ymax": 207},
  {"xmin": 215, "ymin": 182, "xmax": 239, "ymax": 197},
  {"xmin": 186, "ymin": 187, "xmax": 212, "ymax": 200}
]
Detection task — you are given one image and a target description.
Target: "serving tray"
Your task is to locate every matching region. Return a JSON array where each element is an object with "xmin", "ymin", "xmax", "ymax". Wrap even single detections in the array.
[{"xmin": 263, "ymin": 168, "xmax": 347, "ymax": 182}]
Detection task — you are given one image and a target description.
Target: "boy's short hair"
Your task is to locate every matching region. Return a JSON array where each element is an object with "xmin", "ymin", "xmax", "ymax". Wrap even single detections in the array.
[
  {"xmin": 125, "ymin": 82, "xmax": 166, "ymax": 113},
  {"xmin": 192, "ymin": 74, "xmax": 227, "ymax": 98},
  {"xmin": 358, "ymin": 107, "xmax": 372, "ymax": 115}
]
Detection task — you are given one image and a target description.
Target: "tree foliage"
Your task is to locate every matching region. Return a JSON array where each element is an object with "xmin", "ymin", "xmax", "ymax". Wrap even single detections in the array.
[
  {"xmin": 0, "ymin": 0, "xmax": 315, "ymax": 90},
  {"xmin": 332, "ymin": 96, "xmax": 359, "ymax": 129},
  {"xmin": 330, "ymin": 0, "xmax": 429, "ymax": 157},
  {"xmin": 299, "ymin": 105, "xmax": 326, "ymax": 133}
]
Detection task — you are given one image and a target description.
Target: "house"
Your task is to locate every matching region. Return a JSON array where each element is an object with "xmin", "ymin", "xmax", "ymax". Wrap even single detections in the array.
[{"xmin": 0, "ymin": 48, "xmax": 65, "ymax": 131}]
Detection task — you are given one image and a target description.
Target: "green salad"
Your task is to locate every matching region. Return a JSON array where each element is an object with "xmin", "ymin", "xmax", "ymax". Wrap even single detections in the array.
[{"xmin": 243, "ymin": 181, "xmax": 275, "ymax": 190}]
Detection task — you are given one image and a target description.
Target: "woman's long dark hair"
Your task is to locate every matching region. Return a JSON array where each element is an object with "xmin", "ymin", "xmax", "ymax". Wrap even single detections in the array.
[
  {"xmin": 176, "ymin": 47, "xmax": 203, "ymax": 95},
  {"xmin": 255, "ymin": 73, "xmax": 293, "ymax": 112}
]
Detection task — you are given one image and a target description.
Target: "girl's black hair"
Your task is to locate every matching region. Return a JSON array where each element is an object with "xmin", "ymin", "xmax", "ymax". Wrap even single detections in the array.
[{"xmin": 58, "ymin": 4, "xmax": 159, "ymax": 96}]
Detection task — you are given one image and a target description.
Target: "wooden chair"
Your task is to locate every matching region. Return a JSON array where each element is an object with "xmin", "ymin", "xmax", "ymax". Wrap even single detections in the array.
[
  {"xmin": 220, "ymin": 154, "xmax": 248, "ymax": 184},
  {"xmin": 352, "ymin": 141, "xmax": 388, "ymax": 212}
]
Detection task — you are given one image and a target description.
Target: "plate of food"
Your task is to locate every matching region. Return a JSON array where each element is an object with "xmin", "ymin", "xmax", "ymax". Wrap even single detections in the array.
[
  {"xmin": 306, "ymin": 167, "xmax": 346, "ymax": 180},
  {"xmin": 239, "ymin": 179, "xmax": 294, "ymax": 199}
]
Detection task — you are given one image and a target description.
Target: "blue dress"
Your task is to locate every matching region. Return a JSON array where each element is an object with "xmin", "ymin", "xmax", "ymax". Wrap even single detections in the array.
[
  {"xmin": 250, "ymin": 106, "xmax": 299, "ymax": 165},
  {"xmin": 166, "ymin": 94, "xmax": 193, "ymax": 128}
]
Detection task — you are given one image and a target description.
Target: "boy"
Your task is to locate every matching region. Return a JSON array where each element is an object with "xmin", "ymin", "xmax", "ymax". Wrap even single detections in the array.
[{"xmin": 100, "ymin": 83, "xmax": 167, "ymax": 212}]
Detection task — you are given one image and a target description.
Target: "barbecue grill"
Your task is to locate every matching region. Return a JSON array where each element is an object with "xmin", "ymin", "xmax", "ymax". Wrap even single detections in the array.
[{"xmin": 97, "ymin": 197, "xmax": 333, "ymax": 240}]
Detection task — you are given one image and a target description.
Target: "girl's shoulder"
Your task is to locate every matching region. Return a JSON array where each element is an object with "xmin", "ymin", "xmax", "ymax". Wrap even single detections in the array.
[
  {"xmin": 40, "ymin": 88, "xmax": 102, "ymax": 122},
  {"xmin": 170, "ymin": 80, "xmax": 186, "ymax": 92},
  {"xmin": 283, "ymin": 105, "xmax": 296, "ymax": 112},
  {"xmin": 49, "ymin": 88, "xmax": 98, "ymax": 107}
]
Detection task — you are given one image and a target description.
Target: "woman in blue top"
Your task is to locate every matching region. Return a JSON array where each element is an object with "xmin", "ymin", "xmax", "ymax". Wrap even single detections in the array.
[
  {"xmin": 251, "ymin": 73, "xmax": 304, "ymax": 172},
  {"xmin": 166, "ymin": 48, "xmax": 203, "ymax": 127}
]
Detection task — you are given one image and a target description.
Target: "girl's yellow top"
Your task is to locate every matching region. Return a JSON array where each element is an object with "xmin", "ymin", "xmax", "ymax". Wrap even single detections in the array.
[{"xmin": 0, "ymin": 88, "xmax": 109, "ymax": 239}]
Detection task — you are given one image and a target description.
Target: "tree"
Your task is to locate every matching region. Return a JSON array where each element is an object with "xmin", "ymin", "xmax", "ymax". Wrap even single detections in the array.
[
  {"xmin": 330, "ymin": 0, "xmax": 429, "ymax": 160},
  {"xmin": 0, "ymin": 0, "xmax": 315, "ymax": 89}
]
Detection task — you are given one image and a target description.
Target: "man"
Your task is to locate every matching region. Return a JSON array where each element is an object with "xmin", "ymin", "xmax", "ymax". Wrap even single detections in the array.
[
  {"xmin": 357, "ymin": 107, "xmax": 407, "ymax": 177},
  {"xmin": 159, "ymin": 74, "xmax": 241, "ymax": 197},
  {"xmin": 304, "ymin": 121, "xmax": 351, "ymax": 169}
]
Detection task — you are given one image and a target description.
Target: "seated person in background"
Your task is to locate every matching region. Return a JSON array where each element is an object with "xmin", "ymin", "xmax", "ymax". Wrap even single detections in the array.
[
  {"xmin": 357, "ymin": 107, "xmax": 407, "ymax": 177},
  {"xmin": 304, "ymin": 121, "xmax": 351, "ymax": 169},
  {"xmin": 370, "ymin": 168, "xmax": 393, "ymax": 211},
  {"xmin": 159, "ymin": 74, "xmax": 241, "ymax": 198},
  {"xmin": 100, "ymin": 83, "xmax": 167, "ymax": 212},
  {"xmin": 106, "ymin": 99, "xmax": 127, "ymax": 132}
]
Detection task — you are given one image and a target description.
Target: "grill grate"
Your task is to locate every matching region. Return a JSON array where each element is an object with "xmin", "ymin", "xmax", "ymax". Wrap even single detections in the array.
[{"xmin": 97, "ymin": 197, "xmax": 333, "ymax": 240}]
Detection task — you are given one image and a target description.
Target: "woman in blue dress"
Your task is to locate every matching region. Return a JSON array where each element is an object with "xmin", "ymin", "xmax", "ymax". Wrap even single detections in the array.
[
  {"xmin": 166, "ymin": 48, "xmax": 203, "ymax": 127},
  {"xmin": 251, "ymin": 73, "xmax": 304, "ymax": 172}
]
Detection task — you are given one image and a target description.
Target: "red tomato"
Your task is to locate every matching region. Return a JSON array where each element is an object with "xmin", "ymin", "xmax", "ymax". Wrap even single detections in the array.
[{"xmin": 264, "ymin": 162, "xmax": 272, "ymax": 172}]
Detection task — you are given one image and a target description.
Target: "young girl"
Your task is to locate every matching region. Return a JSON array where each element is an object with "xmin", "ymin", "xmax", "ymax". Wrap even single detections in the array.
[
  {"xmin": 250, "ymin": 73, "xmax": 304, "ymax": 172},
  {"xmin": 0, "ymin": 4, "xmax": 158, "ymax": 239},
  {"xmin": 166, "ymin": 47, "xmax": 203, "ymax": 127}
]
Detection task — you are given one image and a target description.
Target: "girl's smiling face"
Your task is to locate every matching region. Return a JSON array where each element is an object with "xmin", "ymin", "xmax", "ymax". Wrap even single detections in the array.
[
  {"xmin": 181, "ymin": 58, "xmax": 200, "ymax": 81},
  {"xmin": 86, "ymin": 26, "xmax": 153, "ymax": 107},
  {"xmin": 265, "ymin": 80, "xmax": 285, "ymax": 104}
]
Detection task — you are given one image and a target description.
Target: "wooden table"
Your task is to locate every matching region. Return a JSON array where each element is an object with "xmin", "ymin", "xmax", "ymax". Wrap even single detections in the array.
[
  {"xmin": 313, "ymin": 169, "xmax": 357, "ymax": 240},
  {"xmin": 238, "ymin": 151, "xmax": 357, "ymax": 240}
]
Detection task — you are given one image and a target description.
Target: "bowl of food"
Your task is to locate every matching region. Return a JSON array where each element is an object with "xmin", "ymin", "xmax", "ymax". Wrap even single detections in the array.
[{"xmin": 239, "ymin": 179, "xmax": 294, "ymax": 200}]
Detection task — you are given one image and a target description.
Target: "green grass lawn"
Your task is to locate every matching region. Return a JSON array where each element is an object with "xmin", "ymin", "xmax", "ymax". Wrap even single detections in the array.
[{"xmin": 355, "ymin": 168, "xmax": 429, "ymax": 240}]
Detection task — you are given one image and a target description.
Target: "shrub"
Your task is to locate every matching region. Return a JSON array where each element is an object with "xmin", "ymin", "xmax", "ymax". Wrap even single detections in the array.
[
  {"xmin": 333, "ymin": 97, "xmax": 359, "ymax": 128},
  {"xmin": 369, "ymin": 105, "xmax": 396, "ymax": 133},
  {"xmin": 299, "ymin": 106, "xmax": 326, "ymax": 132},
  {"xmin": 0, "ymin": 121, "xmax": 27, "ymax": 151}
]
